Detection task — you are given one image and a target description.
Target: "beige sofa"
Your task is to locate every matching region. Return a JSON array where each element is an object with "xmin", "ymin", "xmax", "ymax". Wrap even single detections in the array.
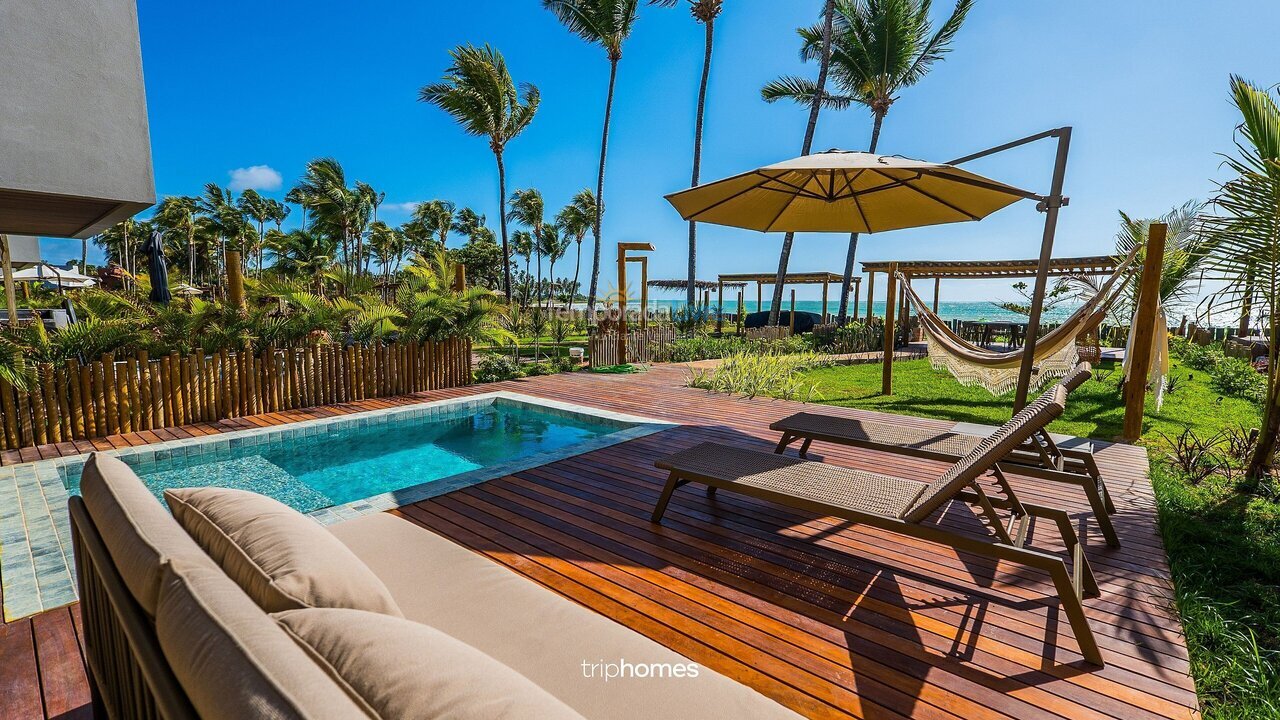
[{"xmin": 70, "ymin": 452, "xmax": 800, "ymax": 719}]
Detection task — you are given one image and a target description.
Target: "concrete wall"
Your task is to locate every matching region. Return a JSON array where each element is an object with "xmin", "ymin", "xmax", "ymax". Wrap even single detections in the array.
[{"xmin": 0, "ymin": 0, "xmax": 155, "ymax": 238}]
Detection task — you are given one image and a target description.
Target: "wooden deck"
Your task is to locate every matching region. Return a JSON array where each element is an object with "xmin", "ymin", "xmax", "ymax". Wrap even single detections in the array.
[{"xmin": 0, "ymin": 365, "xmax": 1199, "ymax": 719}]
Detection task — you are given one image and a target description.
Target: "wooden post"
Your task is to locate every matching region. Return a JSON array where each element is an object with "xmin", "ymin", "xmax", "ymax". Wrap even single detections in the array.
[
  {"xmin": 1122, "ymin": 222, "xmax": 1167, "ymax": 442},
  {"xmin": 902, "ymin": 274, "xmax": 913, "ymax": 343},
  {"xmin": 639, "ymin": 257, "xmax": 648, "ymax": 331},
  {"xmin": 453, "ymin": 264, "xmax": 466, "ymax": 292},
  {"xmin": 616, "ymin": 243, "xmax": 627, "ymax": 364},
  {"xmin": 0, "ymin": 235, "xmax": 18, "ymax": 325},
  {"xmin": 865, "ymin": 272, "xmax": 875, "ymax": 321},
  {"xmin": 736, "ymin": 290, "xmax": 744, "ymax": 334},
  {"xmin": 226, "ymin": 250, "xmax": 246, "ymax": 309},
  {"xmin": 851, "ymin": 279, "xmax": 860, "ymax": 325},
  {"xmin": 716, "ymin": 279, "xmax": 724, "ymax": 333},
  {"xmin": 756, "ymin": 281, "xmax": 762, "ymax": 314},
  {"xmin": 933, "ymin": 277, "xmax": 941, "ymax": 314},
  {"xmin": 789, "ymin": 290, "xmax": 796, "ymax": 334},
  {"xmin": 882, "ymin": 264, "xmax": 898, "ymax": 395},
  {"xmin": 821, "ymin": 281, "xmax": 829, "ymax": 323}
]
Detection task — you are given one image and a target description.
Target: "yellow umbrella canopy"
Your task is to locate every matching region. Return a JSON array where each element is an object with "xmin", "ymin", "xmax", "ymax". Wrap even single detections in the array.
[{"xmin": 665, "ymin": 150, "xmax": 1037, "ymax": 233}]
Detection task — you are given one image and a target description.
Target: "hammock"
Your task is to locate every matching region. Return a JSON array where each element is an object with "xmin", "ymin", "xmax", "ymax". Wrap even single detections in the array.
[{"xmin": 899, "ymin": 248, "xmax": 1139, "ymax": 395}]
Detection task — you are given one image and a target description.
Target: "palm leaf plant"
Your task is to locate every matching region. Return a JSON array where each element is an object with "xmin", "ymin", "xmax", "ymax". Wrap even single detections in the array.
[
  {"xmin": 506, "ymin": 188, "xmax": 546, "ymax": 307},
  {"xmin": 1199, "ymin": 75, "xmax": 1280, "ymax": 479},
  {"xmin": 554, "ymin": 189, "xmax": 597, "ymax": 310},
  {"xmin": 419, "ymin": 44, "xmax": 540, "ymax": 299},
  {"xmin": 412, "ymin": 200, "xmax": 457, "ymax": 249},
  {"xmin": 541, "ymin": 0, "xmax": 641, "ymax": 320}
]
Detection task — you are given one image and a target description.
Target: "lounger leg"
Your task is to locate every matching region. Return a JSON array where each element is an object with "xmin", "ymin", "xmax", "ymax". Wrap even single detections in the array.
[
  {"xmin": 651, "ymin": 472, "xmax": 681, "ymax": 524},
  {"xmin": 1023, "ymin": 502, "xmax": 1100, "ymax": 598},
  {"xmin": 1080, "ymin": 481, "xmax": 1120, "ymax": 548},
  {"xmin": 1046, "ymin": 558, "xmax": 1105, "ymax": 666},
  {"xmin": 774, "ymin": 433, "xmax": 794, "ymax": 454}
]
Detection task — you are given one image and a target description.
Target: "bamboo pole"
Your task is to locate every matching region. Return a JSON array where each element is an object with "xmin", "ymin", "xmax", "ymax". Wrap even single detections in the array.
[
  {"xmin": 55, "ymin": 366, "xmax": 73, "ymax": 441},
  {"xmin": 41, "ymin": 364, "xmax": 61, "ymax": 443},
  {"xmin": 168, "ymin": 352, "xmax": 184, "ymax": 426},
  {"xmin": 865, "ymin": 271, "xmax": 875, "ymax": 321},
  {"xmin": 65, "ymin": 358, "xmax": 83, "ymax": 438},
  {"xmin": 220, "ymin": 349, "xmax": 234, "ymax": 419},
  {"xmin": 29, "ymin": 369, "xmax": 48, "ymax": 445},
  {"xmin": 148, "ymin": 361, "xmax": 163, "ymax": 428},
  {"xmin": 159, "ymin": 355, "xmax": 174, "ymax": 425},
  {"xmin": 79, "ymin": 365, "xmax": 96, "ymax": 438},
  {"xmin": 882, "ymin": 264, "xmax": 898, "ymax": 395},
  {"xmin": 102, "ymin": 354, "xmax": 118, "ymax": 436},
  {"xmin": 135, "ymin": 352, "xmax": 152, "ymax": 431},
  {"xmin": 18, "ymin": 384, "xmax": 34, "ymax": 447},
  {"xmin": 1122, "ymin": 222, "xmax": 1167, "ymax": 441},
  {"xmin": 1, "ymin": 378, "xmax": 19, "ymax": 448},
  {"xmin": 127, "ymin": 357, "xmax": 142, "ymax": 432},
  {"xmin": 115, "ymin": 359, "xmax": 131, "ymax": 435}
]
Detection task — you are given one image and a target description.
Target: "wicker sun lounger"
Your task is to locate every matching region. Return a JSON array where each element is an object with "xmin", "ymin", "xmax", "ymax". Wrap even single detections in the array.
[
  {"xmin": 653, "ymin": 384, "xmax": 1105, "ymax": 666},
  {"xmin": 770, "ymin": 363, "xmax": 1121, "ymax": 547}
]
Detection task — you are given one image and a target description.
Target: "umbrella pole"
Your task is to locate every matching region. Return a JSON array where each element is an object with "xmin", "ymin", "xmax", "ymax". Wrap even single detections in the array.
[{"xmin": 1013, "ymin": 128, "xmax": 1072, "ymax": 410}]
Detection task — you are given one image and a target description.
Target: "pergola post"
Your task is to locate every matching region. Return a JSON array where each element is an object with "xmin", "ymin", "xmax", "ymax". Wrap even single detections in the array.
[
  {"xmin": 639, "ymin": 257, "xmax": 648, "ymax": 330},
  {"xmin": 1122, "ymin": 223, "xmax": 1167, "ymax": 442},
  {"xmin": 865, "ymin": 271, "xmax": 875, "ymax": 321},
  {"xmin": 736, "ymin": 290, "xmax": 744, "ymax": 334},
  {"xmin": 902, "ymin": 274, "xmax": 913, "ymax": 343},
  {"xmin": 1013, "ymin": 128, "xmax": 1072, "ymax": 410},
  {"xmin": 616, "ymin": 244, "xmax": 627, "ymax": 362},
  {"xmin": 756, "ymin": 281, "xmax": 762, "ymax": 314},
  {"xmin": 821, "ymin": 282, "xmax": 829, "ymax": 323},
  {"xmin": 716, "ymin": 278, "xmax": 724, "ymax": 333},
  {"xmin": 882, "ymin": 263, "xmax": 898, "ymax": 394},
  {"xmin": 933, "ymin": 277, "xmax": 941, "ymax": 314},
  {"xmin": 788, "ymin": 290, "xmax": 796, "ymax": 333},
  {"xmin": 852, "ymin": 277, "xmax": 860, "ymax": 323}
]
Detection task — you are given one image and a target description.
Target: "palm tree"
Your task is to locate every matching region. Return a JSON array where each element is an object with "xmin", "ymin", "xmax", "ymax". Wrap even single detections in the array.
[
  {"xmin": 419, "ymin": 44, "xmax": 540, "ymax": 299},
  {"xmin": 97, "ymin": 217, "xmax": 151, "ymax": 288},
  {"xmin": 511, "ymin": 229, "xmax": 535, "ymax": 308},
  {"xmin": 506, "ymin": 188, "xmax": 546, "ymax": 305},
  {"xmin": 1200, "ymin": 76, "xmax": 1280, "ymax": 480},
  {"xmin": 290, "ymin": 159, "xmax": 374, "ymax": 277},
  {"xmin": 542, "ymin": 0, "xmax": 642, "ymax": 319},
  {"xmin": 356, "ymin": 181, "xmax": 383, "ymax": 274},
  {"xmin": 539, "ymin": 222, "xmax": 568, "ymax": 311},
  {"xmin": 413, "ymin": 200, "xmax": 457, "ymax": 247},
  {"xmin": 273, "ymin": 229, "xmax": 338, "ymax": 295},
  {"xmin": 153, "ymin": 195, "xmax": 200, "ymax": 280},
  {"xmin": 759, "ymin": 0, "xmax": 837, "ymax": 325},
  {"xmin": 771, "ymin": 0, "xmax": 973, "ymax": 323},
  {"xmin": 195, "ymin": 184, "xmax": 249, "ymax": 292},
  {"xmin": 554, "ymin": 189, "xmax": 596, "ymax": 309},
  {"xmin": 368, "ymin": 221, "xmax": 406, "ymax": 289},
  {"xmin": 653, "ymin": 0, "xmax": 724, "ymax": 307},
  {"xmin": 237, "ymin": 189, "xmax": 274, "ymax": 275}
]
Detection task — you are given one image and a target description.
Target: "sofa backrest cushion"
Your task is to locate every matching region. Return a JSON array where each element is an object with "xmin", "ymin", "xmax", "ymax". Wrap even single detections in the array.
[
  {"xmin": 78, "ymin": 452, "xmax": 214, "ymax": 616},
  {"xmin": 156, "ymin": 559, "xmax": 371, "ymax": 720},
  {"xmin": 275, "ymin": 607, "xmax": 586, "ymax": 720},
  {"xmin": 164, "ymin": 487, "xmax": 402, "ymax": 616}
]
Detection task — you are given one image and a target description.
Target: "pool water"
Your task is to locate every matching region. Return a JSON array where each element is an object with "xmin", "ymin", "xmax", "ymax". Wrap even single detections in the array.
[{"xmin": 78, "ymin": 400, "xmax": 630, "ymax": 513}]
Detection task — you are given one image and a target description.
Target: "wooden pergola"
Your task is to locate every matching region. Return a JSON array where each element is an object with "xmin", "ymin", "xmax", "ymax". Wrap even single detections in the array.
[
  {"xmin": 716, "ymin": 272, "xmax": 861, "ymax": 329},
  {"xmin": 859, "ymin": 254, "xmax": 1119, "ymax": 321}
]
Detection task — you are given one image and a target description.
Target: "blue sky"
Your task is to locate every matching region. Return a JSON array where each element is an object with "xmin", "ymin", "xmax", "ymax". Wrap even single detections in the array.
[{"xmin": 42, "ymin": 0, "xmax": 1280, "ymax": 306}]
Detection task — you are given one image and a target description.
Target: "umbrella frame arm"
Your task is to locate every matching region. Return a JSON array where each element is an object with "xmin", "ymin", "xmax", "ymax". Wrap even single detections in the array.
[{"xmin": 948, "ymin": 127, "xmax": 1074, "ymax": 410}]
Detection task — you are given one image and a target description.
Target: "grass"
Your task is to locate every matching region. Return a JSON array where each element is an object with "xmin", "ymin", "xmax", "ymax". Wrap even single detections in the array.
[
  {"xmin": 780, "ymin": 357, "xmax": 1276, "ymax": 718},
  {"xmin": 794, "ymin": 358, "xmax": 1261, "ymax": 443}
]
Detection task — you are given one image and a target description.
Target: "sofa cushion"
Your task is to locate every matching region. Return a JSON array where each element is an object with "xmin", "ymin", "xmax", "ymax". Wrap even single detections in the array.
[
  {"xmin": 78, "ymin": 452, "xmax": 214, "ymax": 616},
  {"xmin": 275, "ymin": 608, "xmax": 586, "ymax": 720},
  {"xmin": 155, "ymin": 558, "xmax": 370, "ymax": 720},
  {"xmin": 164, "ymin": 487, "xmax": 401, "ymax": 616},
  {"xmin": 329, "ymin": 512, "xmax": 803, "ymax": 720}
]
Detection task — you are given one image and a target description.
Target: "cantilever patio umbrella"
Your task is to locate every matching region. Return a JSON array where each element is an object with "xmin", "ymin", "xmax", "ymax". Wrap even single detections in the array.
[{"xmin": 664, "ymin": 128, "xmax": 1074, "ymax": 409}]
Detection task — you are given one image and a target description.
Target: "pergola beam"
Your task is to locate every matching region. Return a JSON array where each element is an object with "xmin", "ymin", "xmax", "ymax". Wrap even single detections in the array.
[{"xmin": 860, "ymin": 254, "xmax": 1116, "ymax": 280}]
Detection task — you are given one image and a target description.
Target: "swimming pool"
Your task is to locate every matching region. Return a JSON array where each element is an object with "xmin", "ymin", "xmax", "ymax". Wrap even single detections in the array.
[{"xmin": 55, "ymin": 392, "xmax": 672, "ymax": 523}]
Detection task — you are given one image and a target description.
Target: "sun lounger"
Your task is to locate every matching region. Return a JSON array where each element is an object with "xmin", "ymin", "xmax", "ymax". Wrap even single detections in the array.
[
  {"xmin": 653, "ymin": 384, "xmax": 1105, "ymax": 666},
  {"xmin": 770, "ymin": 363, "xmax": 1121, "ymax": 547}
]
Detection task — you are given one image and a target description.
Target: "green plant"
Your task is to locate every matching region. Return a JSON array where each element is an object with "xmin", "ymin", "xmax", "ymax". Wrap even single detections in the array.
[
  {"xmin": 687, "ymin": 350, "xmax": 834, "ymax": 400},
  {"xmin": 474, "ymin": 353, "xmax": 523, "ymax": 383},
  {"xmin": 1156, "ymin": 427, "xmax": 1225, "ymax": 484},
  {"xmin": 1183, "ymin": 343, "xmax": 1226, "ymax": 372},
  {"xmin": 1212, "ymin": 357, "xmax": 1267, "ymax": 403}
]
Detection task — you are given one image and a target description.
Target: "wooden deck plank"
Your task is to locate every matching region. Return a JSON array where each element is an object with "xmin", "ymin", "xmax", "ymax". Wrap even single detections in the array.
[
  {"xmin": 0, "ymin": 618, "xmax": 44, "ymax": 720},
  {"xmin": 0, "ymin": 365, "xmax": 1199, "ymax": 719}
]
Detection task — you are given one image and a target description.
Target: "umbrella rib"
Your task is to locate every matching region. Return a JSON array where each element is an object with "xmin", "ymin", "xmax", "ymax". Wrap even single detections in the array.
[
  {"xmin": 918, "ymin": 169, "xmax": 1040, "ymax": 201},
  {"xmin": 850, "ymin": 183, "xmax": 873, "ymax": 234},
  {"xmin": 758, "ymin": 172, "xmax": 831, "ymax": 201},
  {"xmin": 832, "ymin": 169, "xmax": 862, "ymax": 200},
  {"xmin": 762, "ymin": 178, "xmax": 811, "ymax": 232},
  {"xmin": 680, "ymin": 171, "xmax": 776, "ymax": 221},
  {"xmin": 869, "ymin": 169, "xmax": 981, "ymax": 221}
]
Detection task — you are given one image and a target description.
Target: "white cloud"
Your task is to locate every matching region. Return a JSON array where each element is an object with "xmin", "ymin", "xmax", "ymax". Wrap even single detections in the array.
[
  {"xmin": 227, "ymin": 165, "xmax": 283, "ymax": 192},
  {"xmin": 381, "ymin": 201, "xmax": 422, "ymax": 214}
]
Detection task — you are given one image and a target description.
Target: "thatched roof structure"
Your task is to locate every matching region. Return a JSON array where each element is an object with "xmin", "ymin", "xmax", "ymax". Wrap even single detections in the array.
[{"xmin": 647, "ymin": 278, "xmax": 746, "ymax": 291}]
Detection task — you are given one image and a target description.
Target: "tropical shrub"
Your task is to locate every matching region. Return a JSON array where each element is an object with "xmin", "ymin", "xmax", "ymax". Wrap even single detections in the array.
[
  {"xmin": 473, "ymin": 353, "xmax": 523, "ymax": 383},
  {"xmin": 686, "ymin": 350, "xmax": 836, "ymax": 400},
  {"xmin": 1211, "ymin": 358, "xmax": 1267, "ymax": 403},
  {"xmin": 1182, "ymin": 343, "xmax": 1226, "ymax": 372}
]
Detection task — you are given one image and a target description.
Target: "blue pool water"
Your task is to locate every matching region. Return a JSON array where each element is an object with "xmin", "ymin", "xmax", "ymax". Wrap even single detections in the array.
[{"xmin": 76, "ymin": 399, "xmax": 630, "ymax": 513}]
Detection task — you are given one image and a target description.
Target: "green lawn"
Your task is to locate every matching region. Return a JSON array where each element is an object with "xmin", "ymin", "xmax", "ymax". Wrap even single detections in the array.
[
  {"xmin": 797, "ymin": 358, "xmax": 1261, "ymax": 443},
  {"xmin": 787, "ymin": 358, "xmax": 1277, "ymax": 719}
]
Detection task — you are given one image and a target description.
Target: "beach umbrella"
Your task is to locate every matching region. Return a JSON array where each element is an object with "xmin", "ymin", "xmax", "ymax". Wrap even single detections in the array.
[
  {"xmin": 664, "ymin": 130, "xmax": 1075, "ymax": 411},
  {"xmin": 664, "ymin": 150, "xmax": 1037, "ymax": 233},
  {"xmin": 140, "ymin": 230, "xmax": 171, "ymax": 305}
]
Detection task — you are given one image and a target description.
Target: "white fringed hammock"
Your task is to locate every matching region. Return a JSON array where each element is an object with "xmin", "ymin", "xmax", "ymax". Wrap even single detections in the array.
[{"xmin": 898, "ymin": 248, "xmax": 1141, "ymax": 396}]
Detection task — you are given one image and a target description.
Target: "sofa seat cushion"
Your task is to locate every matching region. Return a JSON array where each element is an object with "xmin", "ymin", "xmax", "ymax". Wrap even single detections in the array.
[
  {"xmin": 276, "ymin": 608, "xmax": 586, "ymax": 720},
  {"xmin": 165, "ymin": 487, "xmax": 402, "ymax": 616},
  {"xmin": 329, "ymin": 512, "xmax": 802, "ymax": 720},
  {"xmin": 155, "ymin": 559, "xmax": 370, "ymax": 720},
  {"xmin": 78, "ymin": 453, "xmax": 216, "ymax": 616}
]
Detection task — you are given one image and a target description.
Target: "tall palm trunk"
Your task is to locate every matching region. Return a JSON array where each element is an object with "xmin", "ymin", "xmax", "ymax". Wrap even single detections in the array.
[
  {"xmin": 1249, "ymin": 308, "xmax": 1280, "ymax": 479},
  {"xmin": 535, "ymin": 246, "xmax": 543, "ymax": 310},
  {"xmin": 524, "ymin": 254, "xmax": 533, "ymax": 309},
  {"xmin": 546, "ymin": 257, "xmax": 556, "ymax": 313},
  {"xmin": 687, "ymin": 17, "xmax": 715, "ymax": 309},
  {"xmin": 837, "ymin": 110, "xmax": 885, "ymax": 324},
  {"xmin": 572, "ymin": 238, "xmax": 583, "ymax": 310},
  {"xmin": 495, "ymin": 149, "xmax": 513, "ymax": 299},
  {"xmin": 587, "ymin": 56, "xmax": 619, "ymax": 322},
  {"xmin": 187, "ymin": 225, "xmax": 195, "ymax": 281},
  {"xmin": 769, "ymin": 0, "xmax": 835, "ymax": 326}
]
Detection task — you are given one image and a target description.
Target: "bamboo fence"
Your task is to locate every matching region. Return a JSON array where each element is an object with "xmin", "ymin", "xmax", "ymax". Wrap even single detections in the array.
[
  {"xmin": 588, "ymin": 326, "xmax": 677, "ymax": 368},
  {"xmin": 0, "ymin": 338, "xmax": 472, "ymax": 451}
]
